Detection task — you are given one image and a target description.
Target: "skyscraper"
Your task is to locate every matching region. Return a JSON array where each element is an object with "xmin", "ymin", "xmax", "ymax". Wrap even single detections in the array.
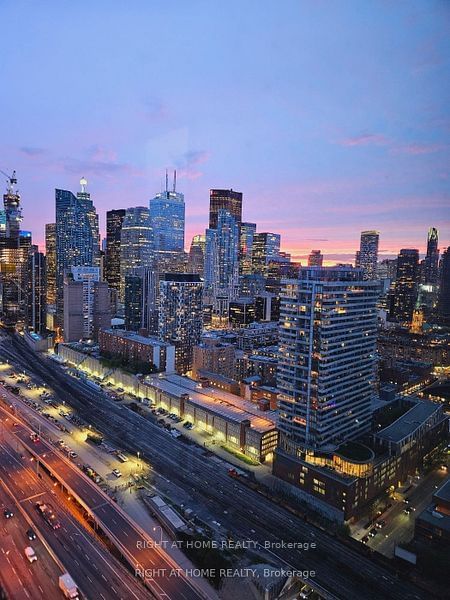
[
  {"xmin": 389, "ymin": 249, "xmax": 419, "ymax": 324},
  {"xmin": 307, "ymin": 249, "xmax": 323, "ymax": 267},
  {"xmin": 355, "ymin": 230, "xmax": 379, "ymax": 280},
  {"xmin": 188, "ymin": 234, "xmax": 206, "ymax": 276},
  {"xmin": 209, "ymin": 189, "xmax": 242, "ymax": 230},
  {"xmin": 437, "ymin": 247, "xmax": 450, "ymax": 326},
  {"xmin": 252, "ymin": 232, "xmax": 281, "ymax": 276},
  {"xmin": 239, "ymin": 222, "xmax": 256, "ymax": 275},
  {"xmin": 63, "ymin": 266, "xmax": 110, "ymax": 342},
  {"xmin": 45, "ymin": 223, "xmax": 56, "ymax": 306},
  {"xmin": 55, "ymin": 183, "xmax": 99, "ymax": 326},
  {"xmin": 276, "ymin": 267, "xmax": 379, "ymax": 454},
  {"xmin": 105, "ymin": 209, "xmax": 126, "ymax": 292},
  {"xmin": 0, "ymin": 172, "xmax": 29, "ymax": 326},
  {"xmin": 119, "ymin": 206, "xmax": 153, "ymax": 300},
  {"xmin": 77, "ymin": 177, "xmax": 100, "ymax": 267},
  {"xmin": 124, "ymin": 267, "xmax": 157, "ymax": 333},
  {"xmin": 150, "ymin": 171, "xmax": 185, "ymax": 252},
  {"xmin": 204, "ymin": 209, "xmax": 240, "ymax": 299},
  {"xmin": 26, "ymin": 250, "xmax": 46, "ymax": 335},
  {"xmin": 423, "ymin": 227, "xmax": 439, "ymax": 285},
  {"xmin": 158, "ymin": 273, "xmax": 203, "ymax": 374}
]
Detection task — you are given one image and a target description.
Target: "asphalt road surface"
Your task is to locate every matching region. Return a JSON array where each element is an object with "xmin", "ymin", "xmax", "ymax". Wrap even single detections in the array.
[{"xmin": 0, "ymin": 424, "xmax": 152, "ymax": 600}]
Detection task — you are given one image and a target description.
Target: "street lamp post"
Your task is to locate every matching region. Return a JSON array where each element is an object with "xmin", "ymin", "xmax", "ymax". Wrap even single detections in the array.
[{"xmin": 152, "ymin": 525, "xmax": 163, "ymax": 545}]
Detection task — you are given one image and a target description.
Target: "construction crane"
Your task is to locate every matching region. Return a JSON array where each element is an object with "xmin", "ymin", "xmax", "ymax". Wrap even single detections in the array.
[{"xmin": 0, "ymin": 169, "xmax": 17, "ymax": 193}]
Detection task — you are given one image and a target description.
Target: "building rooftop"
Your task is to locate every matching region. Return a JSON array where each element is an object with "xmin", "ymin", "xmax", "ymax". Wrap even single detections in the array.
[
  {"xmin": 101, "ymin": 329, "xmax": 171, "ymax": 348},
  {"xmin": 375, "ymin": 400, "xmax": 441, "ymax": 443},
  {"xmin": 435, "ymin": 478, "xmax": 450, "ymax": 504},
  {"xmin": 146, "ymin": 373, "xmax": 276, "ymax": 433}
]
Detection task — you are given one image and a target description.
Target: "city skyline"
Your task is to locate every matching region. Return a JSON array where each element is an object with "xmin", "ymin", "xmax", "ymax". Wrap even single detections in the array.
[{"xmin": 1, "ymin": 1, "xmax": 449, "ymax": 261}]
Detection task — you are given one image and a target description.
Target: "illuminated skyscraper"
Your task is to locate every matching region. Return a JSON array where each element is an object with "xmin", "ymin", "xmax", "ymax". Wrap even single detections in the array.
[
  {"xmin": 158, "ymin": 273, "xmax": 203, "ymax": 374},
  {"xmin": 423, "ymin": 227, "xmax": 439, "ymax": 285},
  {"xmin": 150, "ymin": 171, "xmax": 185, "ymax": 252},
  {"xmin": 105, "ymin": 209, "xmax": 126, "ymax": 292},
  {"xmin": 0, "ymin": 172, "xmax": 30, "ymax": 326},
  {"xmin": 204, "ymin": 209, "xmax": 239, "ymax": 297},
  {"xmin": 355, "ymin": 230, "xmax": 379, "ymax": 280},
  {"xmin": 276, "ymin": 267, "xmax": 378, "ymax": 454},
  {"xmin": 188, "ymin": 234, "xmax": 206, "ymax": 276},
  {"xmin": 45, "ymin": 223, "xmax": 56, "ymax": 306},
  {"xmin": 252, "ymin": 232, "xmax": 281, "ymax": 276},
  {"xmin": 209, "ymin": 189, "xmax": 242, "ymax": 230},
  {"xmin": 77, "ymin": 177, "xmax": 100, "ymax": 267},
  {"xmin": 239, "ymin": 222, "xmax": 256, "ymax": 275},
  {"xmin": 119, "ymin": 206, "xmax": 153, "ymax": 300},
  {"xmin": 55, "ymin": 182, "xmax": 99, "ymax": 327},
  {"xmin": 63, "ymin": 266, "xmax": 110, "ymax": 342},
  {"xmin": 308, "ymin": 249, "xmax": 323, "ymax": 267}
]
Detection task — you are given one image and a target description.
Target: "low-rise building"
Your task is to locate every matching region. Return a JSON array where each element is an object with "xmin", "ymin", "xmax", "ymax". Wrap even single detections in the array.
[
  {"xmin": 273, "ymin": 399, "xmax": 448, "ymax": 521},
  {"xmin": 98, "ymin": 328, "xmax": 175, "ymax": 373},
  {"xmin": 415, "ymin": 478, "xmax": 450, "ymax": 544},
  {"xmin": 192, "ymin": 338, "xmax": 235, "ymax": 380}
]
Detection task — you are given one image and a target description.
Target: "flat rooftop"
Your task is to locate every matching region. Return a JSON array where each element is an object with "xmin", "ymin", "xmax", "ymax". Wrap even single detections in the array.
[
  {"xmin": 375, "ymin": 400, "xmax": 441, "ymax": 443},
  {"xmin": 101, "ymin": 329, "xmax": 171, "ymax": 348},
  {"xmin": 146, "ymin": 373, "xmax": 276, "ymax": 433},
  {"xmin": 435, "ymin": 478, "xmax": 450, "ymax": 504}
]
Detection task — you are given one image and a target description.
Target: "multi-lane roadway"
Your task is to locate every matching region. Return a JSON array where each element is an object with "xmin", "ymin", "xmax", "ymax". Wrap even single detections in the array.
[
  {"xmin": 0, "ymin": 333, "xmax": 432, "ymax": 600},
  {"xmin": 0, "ymin": 421, "xmax": 153, "ymax": 600}
]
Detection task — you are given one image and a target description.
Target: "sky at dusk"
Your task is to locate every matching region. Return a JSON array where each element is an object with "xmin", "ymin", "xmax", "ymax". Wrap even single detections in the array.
[{"xmin": 1, "ymin": 0, "xmax": 449, "ymax": 264}]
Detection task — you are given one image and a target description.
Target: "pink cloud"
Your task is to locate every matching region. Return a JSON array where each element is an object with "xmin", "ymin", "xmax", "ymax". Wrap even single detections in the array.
[
  {"xmin": 339, "ymin": 133, "xmax": 389, "ymax": 147},
  {"xmin": 390, "ymin": 143, "xmax": 445, "ymax": 156}
]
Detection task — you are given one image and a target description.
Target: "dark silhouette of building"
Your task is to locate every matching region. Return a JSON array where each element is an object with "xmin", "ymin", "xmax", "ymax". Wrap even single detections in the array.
[
  {"xmin": 105, "ymin": 209, "xmax": 126, "ymax": 293},
  {"xmin": 437, "ymin": 247, "xmax": 450, "ymax": 326},
  {"xmin": 389, "ymin": 249, "xmax": 419, "ymax": 324},
  {"xmin": 26, "ymin": 250, "xmax": 46, "ymax": 334},
  {"xmin": 422, "ymin": 227, "xmax": 439, "ymax": 285}
]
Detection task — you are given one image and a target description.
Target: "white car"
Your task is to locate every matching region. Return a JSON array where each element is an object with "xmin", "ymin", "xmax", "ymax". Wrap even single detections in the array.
[
  {"xmin": 25, "ymin": 547, "xmax": 37, "ymax": 563},
  {"xmin": 112, "ymin": 469, "xmax": 122, "ymax": 478}
]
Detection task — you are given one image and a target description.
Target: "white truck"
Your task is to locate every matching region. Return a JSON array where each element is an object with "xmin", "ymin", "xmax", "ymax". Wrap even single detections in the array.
[{"xmin": 59, "ymin": 573, "xmax": 79, "ymax": 599}]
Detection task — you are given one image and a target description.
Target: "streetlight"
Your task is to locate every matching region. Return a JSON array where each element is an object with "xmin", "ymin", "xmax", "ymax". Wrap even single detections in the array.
[{"xmin": 152, "ymin": 525, "xmax": 163, "ymax": 545}]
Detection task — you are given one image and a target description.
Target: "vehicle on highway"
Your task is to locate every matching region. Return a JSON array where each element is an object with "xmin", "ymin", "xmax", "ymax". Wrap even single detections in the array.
[
  {"xmin": 112, "ymin": 469, "xmax": 122, "ymax": 478},
  {"xmin": 368, "ymin": 528, "xmax": 378, "ymax": 537},
  {"xmin": 59, "ymin": 573, "xmax": 79, "ymax": 599},
  {"xmin": 30, "ymin": 432, "xmax": 39, "ymax": 443},
  {"xmin": 3, "ymin": 508, "xmax": 13, "ymax": 519},
  {"xmin": 376, "ymin": 520, "xmax": 386, "ymax": 529},
  {"xmin": 36, "ymin": 501, "xmax": 61, "ymax": 529},
  {"xmin": 404, "ymin": 506, "xmax": 415, "ymax": 515},
  {"xmin": 24, "ymin": 546, "xmax": 37, "ymax": 563},
  {"xmin": 361, "ymin": 535, "xmax": 369, "ymax": 544},
  {"xmin": 69, "ymin": 451, "xmax": 78, "ymax": 459},
  {"xmin": 26, "ymin": 528, "xmax": 37, "ymax": 540}
]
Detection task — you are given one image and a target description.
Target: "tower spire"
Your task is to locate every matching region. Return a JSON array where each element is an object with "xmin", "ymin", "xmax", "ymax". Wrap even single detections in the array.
[
  {"xmin": 165, "ymin": 169, "xmax": 168, "ymax": 193},
  {"xmin": 173, "ymin": 169, "xmax": 177, "ymax": 193}
]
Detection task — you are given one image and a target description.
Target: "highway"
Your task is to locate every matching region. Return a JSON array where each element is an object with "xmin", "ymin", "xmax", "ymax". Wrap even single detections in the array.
[
  {"xmin": 0, "ymin": 475, "xmax": 61, "ymax": 600},
  {"xmin": 0, "ymin": 395, "xmax": 206, "ymax": 600},
  {"xmin": 0, "ymin": 333, "xmax": 432, "ymax": 600},
  {"xmin": 0, "ymin": 422, "xmax": 153, "ymax": 600}
]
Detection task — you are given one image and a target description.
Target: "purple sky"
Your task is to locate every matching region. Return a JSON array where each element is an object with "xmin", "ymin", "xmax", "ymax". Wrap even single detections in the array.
[{"xmin": 1, "ymin": 0, "xmax": 449, "ymax": 263}]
